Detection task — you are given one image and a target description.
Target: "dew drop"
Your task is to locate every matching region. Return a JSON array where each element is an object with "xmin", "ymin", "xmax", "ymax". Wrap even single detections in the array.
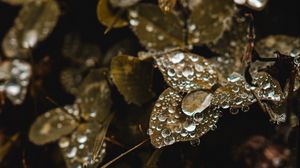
[
  {"xmin": 77, "ymin": 134, "xmax": 88, "ymax": 143},
  {"xmin": 169, "ymin": 53, "xmax": 185, "ymax": 64},
  {"xmin": 161, "ymin": 129, "xmax": 171, "ymax": 138},
  {"xmin": 59, "ymin": 137, "xmax": 70, "ymax": 148},
  {"xmin": 230, "ymin": 108, "xmax": 239, "ymax": 115}
]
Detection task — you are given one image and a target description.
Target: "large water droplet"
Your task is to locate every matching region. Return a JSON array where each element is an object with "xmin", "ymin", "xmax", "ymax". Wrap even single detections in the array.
[{"xmin": 169, "ymin": 53, "xmax": 185, "ymax": 64}]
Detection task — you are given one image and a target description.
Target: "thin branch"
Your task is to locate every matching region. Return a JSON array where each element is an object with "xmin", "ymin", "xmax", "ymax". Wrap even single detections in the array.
[{"xmin": 101, "ymin": 139, "xmax": 149, "ymax": 168}]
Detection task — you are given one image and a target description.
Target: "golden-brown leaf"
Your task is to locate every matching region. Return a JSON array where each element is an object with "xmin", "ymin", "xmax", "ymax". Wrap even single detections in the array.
[
  {"xmin": 149, "ymin": 88, "xmax": 220, "ymax": 148},
  {"xmin": 128, "ymin": 3, "xmax": 185, "ymax": 50},
  {"xmin": 188, "ymin": 0, "xmax": 236, "ymax": 44},
  {"xmin": 2, "ymin": 0, "xmax": 60, "ymax": 58},
  {"xmin": 111, "ymin": 55, "xmax": 154, "ymax": 105},
  {"xmin": 158, "ymin": 0, "xmax": 177, "ymax": 13},
  {"xmin": 97, "ymin": 0, "xmax": 128, "ymax": 29},
  {"xmin": 154, "ymin": 51, "xmax": 218, "ymax": 92},
  {"xmin": 29, "ymin": 105, "xmax": 79, "ymax": 145}
]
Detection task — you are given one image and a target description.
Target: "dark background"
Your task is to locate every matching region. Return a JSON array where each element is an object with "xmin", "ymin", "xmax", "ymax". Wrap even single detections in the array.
[{"xmin": 0, "ymin": 0, "xmax": 299, "ymax": 167}]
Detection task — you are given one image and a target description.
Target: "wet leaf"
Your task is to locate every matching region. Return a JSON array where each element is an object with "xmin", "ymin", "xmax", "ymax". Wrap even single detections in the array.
[
  {"xmin": 78, "ymin": 69, "xmax": 112, "ymax": 122},
  {"xmin": 128, "ymin": 3, "xmax": 185, "ymax": 50},
  {"xmin": 60, "ymin": 66, "xmax": 89, "ymax": 95},
  {"xmin": 158, "ymin": 0, "xmax": 177, "ymax": 13},
  {"xmin": 59, "ymin": 122, "xmax": 107, "ymax": 168},
  {"xmin": 2, "ymin": 0, "xmax": 60, "ymax": 58},
  {"xmin": 209, "ymin": 17, "xmax": 248, "ymax": 79},
  {"xmin": 256, "ymin": 35, "xmax": 300, "ymax": 57},
  {"xmin": 29, "ymin": 105, "xmax": 80, "ymax": 145},
  {"xmin": 97, "ymin": 0, "xmax": 128, "ymax": 29},
  {"xmin": 252, "ymin": 72, "xmax": 284, "ymax": 102},
  {"xmin": 149, "ymin": 88, "xmax": 220, "ymax": 148},
  {"xmin": 62, "ymin": 33, "xmax": 102, "ymax": 67},
  {"xmin": 188, "ymin": 0, "xmax": 236, "ymax": 44},
  {"xmin": 109, "ymin": 0, "xmax": 140, "ymax": 8},
  {"xmin": 154, "ymin": 51, "xmax": 218, "ymax": 92},
  {"xmin": 212, "ymin": 72, "xmax": 284, "ymax": 113},
  {"xmin": 212, "ymin": 72, "xmax": 255, "ymax": 110},
  {"xmin": 0, "ymin": 59, "xmax": 32, "ymax": 105},
  {"xmin": 111, "ymin": 55, "xmax": 154, "ymax": 105}
]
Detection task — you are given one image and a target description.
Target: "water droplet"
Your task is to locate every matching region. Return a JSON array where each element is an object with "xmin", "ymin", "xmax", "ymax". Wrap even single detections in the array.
[
  {"xmin": 241, "ymin": 105, "xmax": 250, "ymax": 112},
  {"xmin": 5, "ymin": 83, "xmax": 21, "ymax": 96},
  {"xmin": 183, "ymin": 120, "xmax": 196, "ymax": 132},
  {"xmin": 182, "ymin": 67, "xmax": 194, "ymax": 78},
  {"xmin": 59, "ymin": 137, "xmax": 70, "ymax": 148},
  {"xmin": 167, "ymin": 69, "xmax": 176, "ymax": 77},
  {"xmin": 22, "ymin": 30, "xmax": 38, "ymax": 48},
  {"xmin": 169, "ymin": 53, "xmax": 185, "ymax": 64},
  {"xmin": 190, "ymin": 138, "xmax": 200, "ymax": 146},
  {"xmin": 66, "ymin": 147, "xmax": 77, "ymax": 158},
  {"xmin": 145, "ymin": 24, "xmax": 154, "ymax": 32},
  {"xmin": 163, "ymin": 136, "xmax": 175, "ymax": 145},
  {"xmin": 129, "ymin": 19, "xmax": 139, "ymax": 26},
  {"xmin": 77, "ymin": 134, "xmax": 88, "ymax": 143},
  {"xmin": 230, "ymin": 108, "xmax": 239, "ymax": 115},
  {"xmin": 161, "ymin": 129, "xmax": 171, "ymax": 138}
]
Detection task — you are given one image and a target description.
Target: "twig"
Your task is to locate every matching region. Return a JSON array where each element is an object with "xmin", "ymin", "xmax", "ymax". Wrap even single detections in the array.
[{"xmin": 101, "ymin": 139, "xmax": 149, "ymax": 168}]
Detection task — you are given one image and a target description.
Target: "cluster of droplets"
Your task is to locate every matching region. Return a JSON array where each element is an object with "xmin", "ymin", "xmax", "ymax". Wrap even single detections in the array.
[
  {"xmin": 128, "ymin": 10, "xmax": 179, "ymax": 49},
  {"xmin": 39, "ymin": 105, "xmax": 79, "ymax": 136},
  {"xmin": 252, "ymin": 72, "xmax": 283, "ymax": 102},
  {"xmin": 149, "ymin": 88, "xmax": 220, "ymax": 148},
  {"xmin": 212, "ymin": 72, "xmax": 255, "ymax": 114},
  {"xmin": 0, "ymin": 59, "xmax": 32, "ymax": 104},
  {"xmin": 59, "ymin": 123, "xmax": 106, "ymax": 168},
  {"xmin": 155, "ymin": 52, "xmax": 218, "ymax": 92}
]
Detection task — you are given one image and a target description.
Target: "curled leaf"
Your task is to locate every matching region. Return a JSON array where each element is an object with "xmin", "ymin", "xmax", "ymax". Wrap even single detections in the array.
[
  {"xmin": 111, "ymin": 55, "xmax": 154, "ymax": 105},
  {"xmin": 128, "ymin": 3, "xmax": 185, "ymax": 50},
  {"xmin": 29, "ymin": 105, "xmax": 80, "ymax": 145},
  {"xmin": 149, "ymin": 88, "xmax": 220, "ymax": 148},
  {"xmin": 188, "ymin": 0, "xmax": 236, "ymax": 44},
  {"xmin": 252, "ymin": 72, "xmax": 284, "ymax": 102},
  {"xmin": 2, "ymin": 0, "xmax": 60, "ymax": 58},
  {"xmin": 97, "ymin": 0, "xmax": 128, "ymax": 28},
  {"xmin": 0, "ymin": 59, "xmax": 32, "ymax": 105},
  {"xmin": 155, "ymin": 51, "xmax": 218, "ymax": 92}
]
